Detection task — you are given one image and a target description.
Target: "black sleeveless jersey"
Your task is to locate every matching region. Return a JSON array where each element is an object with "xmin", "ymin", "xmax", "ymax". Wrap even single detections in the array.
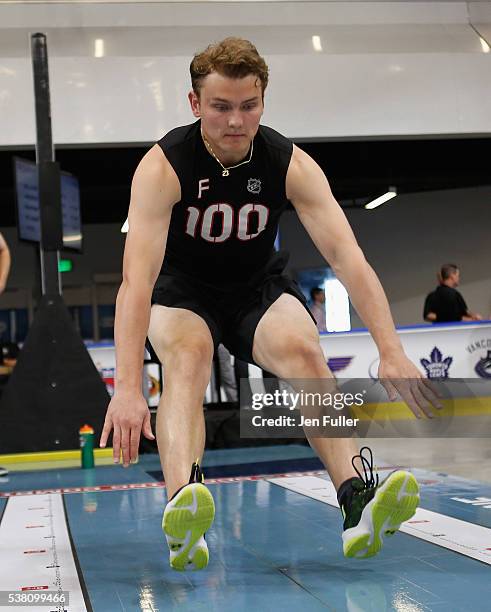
[{"xmin": 157, "ymin": 120, "xmax": 293, "ymax": 286}]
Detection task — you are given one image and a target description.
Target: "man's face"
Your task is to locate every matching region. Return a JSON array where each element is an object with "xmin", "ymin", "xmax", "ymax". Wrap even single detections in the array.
[
  {"xmin": 189, "ymin": 72, "xmax": 264, "ymax": 159},
  {"xmin": 451, "ymin": 269, "xmax": 460, "ymax": 286}
]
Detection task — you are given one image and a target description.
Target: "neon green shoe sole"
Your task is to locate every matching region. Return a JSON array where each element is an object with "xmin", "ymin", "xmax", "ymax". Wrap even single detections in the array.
[
  {"xmin": 163, "ymin": 482, "xmax": 215, "ymax": 571},
  {"xmin": 342, "ymin": 470, "xmax": 419, "ymax": 559}
]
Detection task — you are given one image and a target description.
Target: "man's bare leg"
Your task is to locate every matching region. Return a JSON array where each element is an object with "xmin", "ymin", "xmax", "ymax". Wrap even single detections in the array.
[
  {"xmin": 252, "ymin": 294, "xmax": 360, "ymax": 489},
  {"xmin": 148, "ymin": 305, "xmax": 214, "ymax": 499},
  {"xmin": 148, "ymin": 304, "xmax": 216, "ymax": 571},
  {"xmin": 252, "ymin": 294, "xmax": 419, "ymax": 559}
]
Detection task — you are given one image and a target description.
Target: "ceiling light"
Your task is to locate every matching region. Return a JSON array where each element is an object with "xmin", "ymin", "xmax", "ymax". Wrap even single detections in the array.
[
  {"xmin": 365, "ymin": 187, "xmax": 397, "ymax": 210},
  {"xmin": 312, "ymin": 36, "xmax": 323, "ymax": 52},
  {"xmin": 95, "ymin": 39, "xmax": 105, "ymax": 58}
]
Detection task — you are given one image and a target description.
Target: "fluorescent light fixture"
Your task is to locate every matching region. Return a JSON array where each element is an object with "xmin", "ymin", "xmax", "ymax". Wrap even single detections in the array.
[
  {"xmin": 312, "ymin": 35, "xmax": 323, "ymax": 52},
  {"xmin": 365, "ymin": 186, "xmax": 397, "ymax": 210},
  {"xmin": 95, "ymin": 39, "xmax": 105, "ymax": 58},
  {"xmin": 324, "ymin": 278, "xmax": 351, "ymax": 332},
  {"xmin": 480, "ymin": 37, "xmax": 490, "ymax": 54},
  {"xmin": 121, "ymin": 218, "xmax": 129, "ymax": 233}
]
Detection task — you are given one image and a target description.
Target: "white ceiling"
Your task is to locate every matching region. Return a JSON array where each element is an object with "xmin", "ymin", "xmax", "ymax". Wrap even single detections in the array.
[
  {"xmin": 0, "ymin": 1, "xmax": 489, "ymax": 144},
  {"xmin": 0, "ymin": 24, "xmax": 487, "ymax": 58}
]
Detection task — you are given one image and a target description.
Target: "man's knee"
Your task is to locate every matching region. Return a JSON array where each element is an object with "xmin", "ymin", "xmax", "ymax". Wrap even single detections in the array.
[
  {"xmin": 163, "ymin": 339, "xmax": 214, "ymax": 382},
  {"xmin": 271, "ymin": 335, "xmax": 326, "ymax": 375}
]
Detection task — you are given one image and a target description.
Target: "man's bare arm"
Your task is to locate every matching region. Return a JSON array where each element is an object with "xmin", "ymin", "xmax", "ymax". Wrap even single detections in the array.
[
  {"xmin": 114, "ymin": 146, "xmax": 180, "ymax": 391},
  {"xmin": 287, "ymin": 145, "xmax": 441, "ymax": 417},
  {"xmin": 0, "ymin": 232, "xmax": 11, "ymax": 294},
  {"xmin": 286, "ymin": 146, "xmax": 402, "ymax": 359},
  {"xmin": 100, "ymin": 145, "xmax": 180, "ymax": 462}
]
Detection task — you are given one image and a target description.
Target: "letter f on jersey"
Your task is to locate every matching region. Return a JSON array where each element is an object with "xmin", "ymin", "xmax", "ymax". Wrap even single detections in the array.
[{"xmin": 198, "ymin": 179, "xmax": 210, "ymax": 199}]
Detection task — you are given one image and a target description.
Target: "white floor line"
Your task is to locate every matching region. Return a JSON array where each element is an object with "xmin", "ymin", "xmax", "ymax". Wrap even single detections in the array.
[
  {"xmin": 0, "ymin": 493, "xmax": 88, "ymax": 612},
  {"xmin": 268, "ymin": 475, "xmax": 491, "ymax": 565}
]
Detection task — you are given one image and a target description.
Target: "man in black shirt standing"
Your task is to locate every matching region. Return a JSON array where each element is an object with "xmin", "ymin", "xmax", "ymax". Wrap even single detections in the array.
[{"xmin": 424, "ymin": 264, "xmax": 482, "ymax": 323}]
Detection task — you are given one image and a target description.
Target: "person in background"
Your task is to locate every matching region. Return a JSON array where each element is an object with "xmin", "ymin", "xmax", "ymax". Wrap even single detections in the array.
[
  {"xmin": 310, "ymin": 286, "xmax": 327, "ymax": 332},
  {"xmin": 216, "ymin": 344, "xmax": 276, "ymax": 406},
  {"xmin": 0, "ymin": 232, "xmax": 11, "ymax": 477},
  {"xmin": 216, "ymin": 344, "xmax": 238, "ymax": 403},
  {"xmin": 424, "ymin": 263, "xmax": 482, "ymax": 323},
  {"xmin": 0, "ymin": 232, "xmax": 11, "ymax": 297}
]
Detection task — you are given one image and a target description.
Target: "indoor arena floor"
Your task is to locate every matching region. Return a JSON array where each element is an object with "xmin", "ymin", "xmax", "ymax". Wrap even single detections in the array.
[{"xmin": 1, "ymin": 442, "xmax": 490, "ymax": 612}]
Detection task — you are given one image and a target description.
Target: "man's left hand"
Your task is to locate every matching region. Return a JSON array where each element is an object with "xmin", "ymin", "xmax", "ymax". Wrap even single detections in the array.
[{"xmin": 378, "ymin": 354, "xmax": 443, "ymax": 419}]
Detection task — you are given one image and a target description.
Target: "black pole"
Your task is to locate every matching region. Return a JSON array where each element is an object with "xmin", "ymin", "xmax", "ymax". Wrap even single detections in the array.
[
  {"xmin": 0, "ymin": 34, "xmax": 110, "ymax": 454},
  {"xmin": 30, "ymin": 32, "xmax": 62, "ymax": 296}
]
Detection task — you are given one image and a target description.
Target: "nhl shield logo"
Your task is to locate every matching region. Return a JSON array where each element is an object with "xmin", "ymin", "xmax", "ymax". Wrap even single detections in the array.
[{"xmin": 247, "ymin": 178, "xmax": 261, "ymax": 194}]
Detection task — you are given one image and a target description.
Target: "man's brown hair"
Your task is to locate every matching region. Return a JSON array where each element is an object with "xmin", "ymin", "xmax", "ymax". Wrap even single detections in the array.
[
  {"xmin": 190, "ymin": 37, "xmax": 269, "ymax": 98},
  {"xmin": 440, "ymin": 263, "xmax": 459, "ymax": 281}
]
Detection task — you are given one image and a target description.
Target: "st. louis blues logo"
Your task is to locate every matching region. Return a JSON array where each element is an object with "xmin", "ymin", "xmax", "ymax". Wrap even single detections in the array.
[
  {"xmin": 420, "ymin": 347, "xmax": 453, "ymax": 379},
  {"xmin": 327, "ymin": 356, "xmax": 354, "ymax": 374},
  {"xmin": 247, "ymin": 178, "xmax": 261, "ymax": 194},
  {"xmin": 475, "ymin": 350, "xmax": 491, "ymax": 378}
]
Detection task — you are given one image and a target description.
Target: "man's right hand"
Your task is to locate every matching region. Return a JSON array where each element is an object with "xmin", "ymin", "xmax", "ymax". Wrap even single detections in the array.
[{"xmin": 99, "ymin": 390, "xmax": 155, "ymax": 467}]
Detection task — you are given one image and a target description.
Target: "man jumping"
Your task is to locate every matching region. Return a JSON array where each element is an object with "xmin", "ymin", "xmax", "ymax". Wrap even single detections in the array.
[{"xmin": 100, "ymin": 38, "xmax": 440, "ymax": 571}]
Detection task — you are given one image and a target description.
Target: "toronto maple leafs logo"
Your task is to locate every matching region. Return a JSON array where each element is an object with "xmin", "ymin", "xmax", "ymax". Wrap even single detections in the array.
[
  {"xmin": 475, "ymin": 350, "xmax": 491, "ymax": 379},
  {"xmin": 420, "ymin": 347, "xmax": 453, "ymax": 379},
  {"xmin": 247, "ymin": 178, "xmax": 261, "ymax": 194}
]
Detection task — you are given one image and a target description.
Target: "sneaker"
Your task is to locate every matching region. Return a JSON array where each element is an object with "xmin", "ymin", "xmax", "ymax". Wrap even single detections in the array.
[
  {"xmin": 340, "ymin": 447, "xmax": 419, "ymax": 559},
  {"xmin": 162, "ymin": 460, "xmax": 215, "ymax": 571}
]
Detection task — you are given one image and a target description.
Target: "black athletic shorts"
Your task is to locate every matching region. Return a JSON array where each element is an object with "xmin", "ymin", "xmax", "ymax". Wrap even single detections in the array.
[{"xmin": 146, "ymin": 251, "xmax": 314, "ymax": 365}]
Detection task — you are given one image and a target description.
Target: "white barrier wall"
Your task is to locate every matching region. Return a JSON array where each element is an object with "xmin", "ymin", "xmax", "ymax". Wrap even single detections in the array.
[
  {"xmin": 86, "ymin": 322, "xmax": 491, "ymax": 406},
  {"xmin": 0, "ymin": 1, "xmax": 490, "ymax": 145},
  {"xmin": 318, "ymin": 322, "xmax": 491, "ymax": 380}
]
